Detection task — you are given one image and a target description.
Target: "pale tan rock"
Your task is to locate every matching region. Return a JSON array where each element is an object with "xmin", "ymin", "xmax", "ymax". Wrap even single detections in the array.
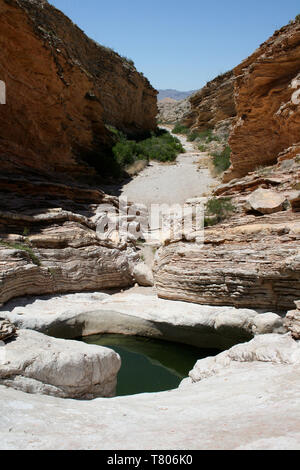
[
  {"xmin": 158, "ymin": 97, "xmax": 191, "ymax": 124},
  {"xmin": 285, "ymin": 301, "xmax": 300, "ymax": 339},
  {"xmin": 186, "ymin": 334, "xmax": 300, "ymax": 385},
  {"xmin": 0, "ymin": 329, "xmax": 121, "ymax": 399},
  {"xmin": 133, "ymin": 263, "xmax": 154, "ymax": 287},
  {"xmin": 245, "ymin": 188, "xmax": 286, "ymax": 214}
]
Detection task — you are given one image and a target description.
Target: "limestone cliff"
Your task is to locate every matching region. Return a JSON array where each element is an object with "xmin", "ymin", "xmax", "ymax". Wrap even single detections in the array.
[
  {"xmin": 226, "ymin": 21, "xmax": 300, "ymax": 181},
  {"xmin": 0, "ymin": 0, "xmax": 157, "ymax": 183},
  {"xmin": 182, "ymin": 71, "xmax": 236, "ymax": 131}
]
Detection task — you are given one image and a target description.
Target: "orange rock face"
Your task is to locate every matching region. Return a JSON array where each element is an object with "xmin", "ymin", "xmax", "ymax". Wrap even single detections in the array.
[
  {"xmin": 0, "ymin": 0, "xmax": 157, "ymax": 182},
  {"xmin": 226, "ymin": 22, "xmax": 300, "ymax": 181},
  {"xmin": 183, "ymin": 71, "xmax": 236, "ymax": 131}
]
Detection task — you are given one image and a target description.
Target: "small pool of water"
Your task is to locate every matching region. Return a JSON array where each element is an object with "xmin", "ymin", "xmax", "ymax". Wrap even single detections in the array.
[{"xmin": 82, "ymin": 334, "xmax": 219, "ymax": 396}]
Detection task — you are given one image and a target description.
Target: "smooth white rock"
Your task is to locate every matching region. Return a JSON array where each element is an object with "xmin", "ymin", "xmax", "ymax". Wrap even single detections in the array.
[
  {"xmin": 0, "ymin": 333, "xmax": 300, "ymax": 450},
  {"xmin": 0, "ymin": 290, "xmax": 286, "ymax": 350},
  {"xmin": 133, "ymin": 263, "xmax": 154, "ymax": 287},
  {"xmin": 186, "ymin": 333, "xmax": 300, "ymax": 385},
  {"xmin": 0, "ymin": 329, "xmax": 121, "ymax": 399}
]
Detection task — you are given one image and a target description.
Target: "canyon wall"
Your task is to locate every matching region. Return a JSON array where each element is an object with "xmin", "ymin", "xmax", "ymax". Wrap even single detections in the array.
[
  {"xmin": 226, "ymin": 21, "xmax": 300, "ymax": 181},
  {"xmin": 0, "ymin": 0, "xmax": 157, "ymax": 182},
  {"xmin": 154, "ymin": 21, "xmax": 300, "ymax": 312},
  {"xmin": 0, "ymin": 0, "xmax": 159, "ymax": 302},
  {"xmin": 182, "ymin": 71, "xmax": 236, "ymax": 131},
  {"xmin": 154, "ymin": 155, "xmax": 300, "ymax": 312}
]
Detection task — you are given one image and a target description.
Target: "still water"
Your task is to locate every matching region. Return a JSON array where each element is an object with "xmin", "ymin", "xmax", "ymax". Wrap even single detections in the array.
[{"xmin": 82, "ymin": 334, "xmax": 219, "ymax": 396}]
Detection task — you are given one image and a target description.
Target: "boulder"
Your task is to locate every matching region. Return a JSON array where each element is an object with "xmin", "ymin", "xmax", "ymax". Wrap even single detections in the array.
[
  {"xmin": 133, "ymin": 263, "xmax": 154, "ymax": 287},
  {"xmin": 285, "ymin": 301, "xmax": 300, "ymax": 339},
  {"xmin": 185, "ymin": 333, "xmax": 300, "ymax": 385},
  {"xmin": 0, "ymin": 330, "xmax": 121, "ymax": 399},
  {"xmin": 245, "ymin": 188, "xmax": 286, "ymax": 214}
]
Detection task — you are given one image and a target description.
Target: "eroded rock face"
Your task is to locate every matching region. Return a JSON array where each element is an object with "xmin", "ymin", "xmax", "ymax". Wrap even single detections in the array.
[
  {"xmin": 154, "ymin": 155, "xmax": 300, "ymax": 311},
  {"xmin": 285, "ymin": 301, "xmax": 300, "ymax": 339},
  {"xmin": 0, "ymin": 0, "xmax": 157, "ymax": 181},
  {"xmin": 0, "ymin": 329, "xmax": 121, "ymax": 398},
  {"xmin": 226, "ymin": 22, "xmax": 300, "ymax": 181},
  {"xmin": 0, "ymin": 319, "xmax": 16, "ymax": 341},
  {"xmin": 0, "ymin": 192, "xmax": 141, "ymax": 304},
  {"xmin": 183, "ymin": 71, "xmax": 236, "ymax": 131},
  {"xmin": 1, "ymin": 333, "xmax": 300, "ymax": 450},
  {"xmin": 184, "ymin": 333, "xmax": 300, "ymax": 385},
  {"xmin": 0, "ymin": 290, "xmax": 286, "ymax": 350}
]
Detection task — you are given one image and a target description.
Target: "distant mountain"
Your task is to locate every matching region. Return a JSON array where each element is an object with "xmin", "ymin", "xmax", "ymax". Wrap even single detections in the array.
[{"xmin": 158, "ymin": 89, "xmax": 197, "ymax": 102}]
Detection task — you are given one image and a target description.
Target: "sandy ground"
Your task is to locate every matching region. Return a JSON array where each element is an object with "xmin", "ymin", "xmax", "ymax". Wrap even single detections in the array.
[{"xmin": 121, "ymin": 128, "xmax": 215, "ymax": 207}]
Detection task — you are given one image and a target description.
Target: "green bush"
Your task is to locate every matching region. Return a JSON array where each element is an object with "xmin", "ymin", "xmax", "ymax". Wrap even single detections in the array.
[
  {"xmin": 112, "ymin": 129, "xmax": 184, "ymax": 169},
  {"xmin": 187, "ymin": 132, "xmax": 200, "ymax": 142},
  {"xmin": 212, "ymin": 146, "xmax": 231, "ymax": 173},
  {"xmin": 204, "ymin": 197, "xmax": 235, "ymax": 226},
  {"xmin": 172, "ymin": 123, "xmax": 189, "ymax": 135},
  {"xmin": 295, "ymin": 14, "xmax": 300, "ymax": 23}
]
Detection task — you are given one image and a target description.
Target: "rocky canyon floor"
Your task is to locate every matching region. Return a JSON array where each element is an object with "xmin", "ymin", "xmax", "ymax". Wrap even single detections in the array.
[
  {"xmin": 121, "ymin": 127, "xmax": 215, "ymax": 207},
  {"xmin": 1, "ymin": 129, "xmax": 300, "ymax": 450}
]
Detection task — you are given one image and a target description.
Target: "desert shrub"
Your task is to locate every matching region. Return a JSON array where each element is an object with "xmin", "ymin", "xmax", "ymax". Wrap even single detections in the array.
[
  {"xmin": 137, "ymin": 132, "xmax": 184, "ymax": 162},
  {"xmin": 295, "ymin": 14, "xmax": 300, "ymax": 23},
  {"xmin": 212, "ymin": 146, "xmax": 231, "ymax": 173},
  {"xmin": 112, "ymin": 129, "xmax": 184, "ymax": 169},
  {"xmin": 112, "ymin": 140, "xmax": 140, "ymax": 167},
  {"xmin": 204, "ymin": 197, "xmax": 235, "ymax": 226},
  {"xmin": 198, "ymin": 144, "xmax": 207, "ymax": 152},
  {"xmin": 187, "ymin": 132, "xmax": 200, "ymax": 142},
  {"xmin": 172, "ymin": 123, "xmax": 189, "ymax": 135}
]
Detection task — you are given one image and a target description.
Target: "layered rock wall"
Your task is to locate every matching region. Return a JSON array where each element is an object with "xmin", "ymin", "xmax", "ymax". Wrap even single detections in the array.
[
  {"xmin": 0, "ymin": 0, "xmax": 157, "ymax": 182},
  {"xmin": 226, "ymin": 22, "xmax": 300, "ymax": 181},
  {"xmin": 183, "ymin": 71, "xmax": 236, "ymax": 131},
  {"xmin": 154, "ymin": 155, "xmax": 300, "ymax": 311}
]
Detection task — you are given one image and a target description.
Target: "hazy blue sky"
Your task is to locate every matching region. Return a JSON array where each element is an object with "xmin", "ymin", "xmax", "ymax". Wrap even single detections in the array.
[{"xmin": 49, "ymin": 0, "xmax": 299, "ymax": 91}]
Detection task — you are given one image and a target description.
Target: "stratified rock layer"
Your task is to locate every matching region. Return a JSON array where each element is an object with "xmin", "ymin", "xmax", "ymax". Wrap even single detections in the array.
[
  {"xmin": 0, "ymin": 191, "xmax": 142, "ymax": 304},
  {"xmin": 183, "ymin": 71, "xmax": 236, "ymax": 131},
  {"xmin": 0, "ymin": 0, "xmax": 157, "ymax": 181},
  {"xmin": 154, "ymin": 155, "xmax": 300, "ymax": 311},
  {"xmin": 226, "ymin": 22, "xmax": 300, "ymax": 181}
]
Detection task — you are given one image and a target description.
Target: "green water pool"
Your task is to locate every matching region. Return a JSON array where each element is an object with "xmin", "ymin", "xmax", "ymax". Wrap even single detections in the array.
[{"xmin": 82, "ymin": 334, "xmax": 219, "ymax": 396}]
